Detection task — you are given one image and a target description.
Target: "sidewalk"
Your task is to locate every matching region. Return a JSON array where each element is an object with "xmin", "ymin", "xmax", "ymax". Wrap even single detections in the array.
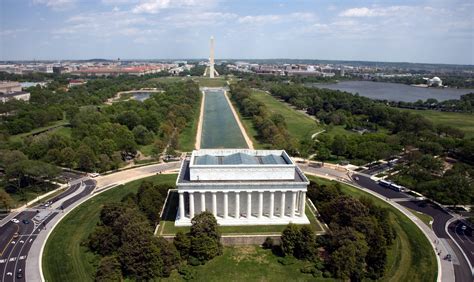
[{"xmin": 301, "ymin": 169, "xmax": 452, "ymax": 282}]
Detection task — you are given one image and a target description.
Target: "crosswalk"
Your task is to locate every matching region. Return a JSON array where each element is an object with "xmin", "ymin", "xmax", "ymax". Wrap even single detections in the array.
[{"xmin": 0, "ymin": 256, "xmax": 27, "ymax": 264}]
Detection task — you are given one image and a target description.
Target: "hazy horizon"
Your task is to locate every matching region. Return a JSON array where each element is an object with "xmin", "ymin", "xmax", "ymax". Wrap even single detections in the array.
[{"xmin": 1, "ymin": 0, "xmax": 473, "ymax": 65}]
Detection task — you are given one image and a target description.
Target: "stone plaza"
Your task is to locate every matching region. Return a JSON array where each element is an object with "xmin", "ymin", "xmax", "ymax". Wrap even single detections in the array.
[{"xmin": 175, "ymin": 149, "xmax": 310, "ymax": 226}]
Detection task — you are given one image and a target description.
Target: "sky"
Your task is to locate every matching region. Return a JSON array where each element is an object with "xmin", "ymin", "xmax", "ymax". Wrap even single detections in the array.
[{"xmin": 0, "ymin": 0, "xmax": 473, "ymax": 64}]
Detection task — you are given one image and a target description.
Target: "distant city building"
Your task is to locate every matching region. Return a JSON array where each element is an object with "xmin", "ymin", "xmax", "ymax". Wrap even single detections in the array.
[
  {"xmin": 175, "ymin": 149, "xmax": 310, "ymax": 226},
  {"xmin": 0, "ymin": 81, "xmax": 30, "ymax": 103},
  {"xmin": 68, "ymin": 79, "xmax": 87, "ymax": 88}
]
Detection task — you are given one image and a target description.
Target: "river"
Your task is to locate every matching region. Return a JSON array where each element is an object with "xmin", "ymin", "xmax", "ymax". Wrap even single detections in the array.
[
  {"xmin": 309, "ymin": 81, "xmax": 473, "ymax": 102},
  {"xmin": 200, "ymin": 89, "xmax": 248, "ymax": 149}
]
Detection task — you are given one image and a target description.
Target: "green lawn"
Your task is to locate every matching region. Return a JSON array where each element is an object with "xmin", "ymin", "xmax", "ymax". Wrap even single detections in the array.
[
  {"xmin": 178, "ymin": 91, "xmax": 203, "ymax": 152},
  {"xmin": 402, "ymin": 109, "xmax": 474, "ymax": 138},
  {"xmin": 407, "ymin": 208, "xmax": 433, "ymax": 229},
  {"xmin": 194, "ymin": 77, "xmax": 228, "ymax": 87},
  {"xmin": 308, "ymin": 176, "xmax": 437, "ymax": 282},
  {"xmin": 251, "ymin": 90, "xmax": 322, "ymax": 141},
  {"xmin": 42, "ymin": 174, "xmax": 177, "ymax": 282},
  {"xmin": 9, "ymin": 119, "xmax": 69, "ymax": 142},
  {"xmin": 164, "ymin": 246, "xmax": 333, "ymax": 282}
]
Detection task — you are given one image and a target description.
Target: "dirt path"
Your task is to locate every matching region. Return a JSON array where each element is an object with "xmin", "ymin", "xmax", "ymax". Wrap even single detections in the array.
[
  {"xmin": 194, "ymin": 91, "xmax": 206, "ymax": 149},
  {"xmin": 224, "ymin": 90, "xmax": 254, "ymax": 149}
]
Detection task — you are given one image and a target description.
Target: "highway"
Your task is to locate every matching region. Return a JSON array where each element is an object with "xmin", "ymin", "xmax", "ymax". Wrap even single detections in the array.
[{"xmin": 0, "ymin": 179, "xmax": 95, "ymax": 282}]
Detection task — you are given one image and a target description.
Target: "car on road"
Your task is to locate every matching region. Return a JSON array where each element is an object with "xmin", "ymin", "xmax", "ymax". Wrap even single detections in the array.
[
  {"xmin": 11, "ymin": 218, "xmax": 19, "ymax": 223},
  {"xmin": 89, "ymin": 172, "xmax": 100, "ymax": 178},
  {"xmin": 16, "ymin": 268, "xmax": 23, "ymax": 279},
  {"xmin": 22, "ymin": 219, "xmax": 30, "ymax": 224}
]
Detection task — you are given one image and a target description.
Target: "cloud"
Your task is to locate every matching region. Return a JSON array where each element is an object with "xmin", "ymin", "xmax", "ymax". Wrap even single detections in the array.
[
  {"xmin": 238, "ymin": 15, "xmax": 281, "ymax": 24},
  {"xmin": 32, "ymin": 0, "xmax": 76, "ymax": 10},
  {"xmin": 132, "ymin": 0, "xmax": 214, "ymax": 14},
  {"xmin": 339, "ymin": 6, "xmax": 411, "ymax": 17}
]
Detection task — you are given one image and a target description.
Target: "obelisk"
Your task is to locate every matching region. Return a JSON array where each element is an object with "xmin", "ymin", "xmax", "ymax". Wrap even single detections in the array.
[{"xmin": 209, "ymin": 36, "xmax": 215, "ymax": 78}]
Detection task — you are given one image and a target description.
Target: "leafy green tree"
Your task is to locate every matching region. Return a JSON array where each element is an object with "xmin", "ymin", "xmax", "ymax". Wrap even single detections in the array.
[
  {"xmin": 95, "ymin": 256, "xmax": 122, "ymax": 282},
  {"xmin": 132, "ymin": 125, "xmax": 154, "ymax": 145},
  {"xmin": 188, "ymin": 212, "xmax": 222, "ymax": 263},
  {"xmin": 281, "ymin": 224, "xmax": 301, "ymax": 256},
  {"xmin": 174, "ymin": 231, "xmax": 191, "ymax": 259},
  {"xmin": 0, "ymin": 190, "xmax": 14, "ymax": 211},
  {"xmin": 87, "ymin": 226, "xmax": 120, "ymax": 256}
]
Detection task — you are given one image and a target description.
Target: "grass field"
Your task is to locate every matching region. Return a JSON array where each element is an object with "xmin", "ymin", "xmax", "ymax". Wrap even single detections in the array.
[
  {"xmin": 42, "ymin": 174, "xmax": 177, "ymax": 282},
  {"xmin": 308, "ymin": 176, "xmax": 437, "ymax": 282},
  {"xmin": 228, "ymin": 99, "xmax": 269, "ymax": 149},
  {"xmin": 251, "ymin": 90, "xmax": 322, "ymax": 141},
  {"xmin": 402, "ymin": 109, "xmax": 474, "ymax": 138},
  {"xmin": 164, "ymin": 246, "xmax": 332, "ymax": 282},
  {"xmin": 194, "ymin": 77, "xmax": 228, "ymax": 87}
]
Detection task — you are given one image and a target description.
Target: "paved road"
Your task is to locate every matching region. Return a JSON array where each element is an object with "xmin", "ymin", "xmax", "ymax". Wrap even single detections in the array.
[
  {"xmin": 0, "ymin": 180, "xmax": 95, "ymax": 282},
  {"xmin": 353, "ymin": 174, "xmax": 473, "ymax": 282},
  {"xmin": 448, "ymin": 220, "xmax": 474, "ymax": 267}
]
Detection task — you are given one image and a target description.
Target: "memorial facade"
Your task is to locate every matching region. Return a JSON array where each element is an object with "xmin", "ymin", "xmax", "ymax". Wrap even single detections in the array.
[{"xmin": 175, "ymin": 149, "xmax": 310, "ymax": 226}]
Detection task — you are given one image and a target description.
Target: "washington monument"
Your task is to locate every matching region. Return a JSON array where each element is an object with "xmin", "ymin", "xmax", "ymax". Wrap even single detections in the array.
[{"xmin": 208, "ymin": 36, "xmax": 219, "ymax": 78}]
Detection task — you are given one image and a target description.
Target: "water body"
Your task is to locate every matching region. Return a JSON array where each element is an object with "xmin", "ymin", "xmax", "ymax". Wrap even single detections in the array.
[
  {"xmin": 201, "ymin": 89, "xmax": 248, "ymax": 149},
  {"xmin": 131, "ymin": 92, "xmax": 151, "ymax": 101},
  {"xmin": 309, "ymin": 81, "xmax": 473, "ymax": 102}
]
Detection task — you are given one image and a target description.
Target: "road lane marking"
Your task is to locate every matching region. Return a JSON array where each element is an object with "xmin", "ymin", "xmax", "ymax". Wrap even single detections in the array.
[{"xmin": 0, "ymin": 223, "xmax": 19, "ymax": 256}]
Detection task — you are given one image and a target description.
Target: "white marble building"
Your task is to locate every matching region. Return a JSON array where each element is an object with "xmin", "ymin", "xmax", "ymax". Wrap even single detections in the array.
[{"xmin": 175, "ymin": 149, "xmax": 310, "ymax": 226}]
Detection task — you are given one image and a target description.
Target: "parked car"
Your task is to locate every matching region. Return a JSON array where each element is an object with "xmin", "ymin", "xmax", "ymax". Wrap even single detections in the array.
[{"xmin": 10, "ymin": 218, "xmax": 19, "ymax": 224}]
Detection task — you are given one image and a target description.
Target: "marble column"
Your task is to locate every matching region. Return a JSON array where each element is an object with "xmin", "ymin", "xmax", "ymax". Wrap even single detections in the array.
[
  {"xmin": 200, "ymin": 192, "xmax": 206, "ymax": 213},
  {"xmin": 258, "ymin": 191, "xmax": 263, "ymax": 218},
  {"xmin": 299, "ymin": 191, "xmax": 306, "ymax": 217},
  {"xmin": 189, "ymin": 192, "xmax": 195, "ymax": 219},
  {"xmin": 212, "ymin": 192, "xmax": 217, "ymax": 217},
  {"xmin": 223, "ymin": 192, "xmax": 228, "ymax": 219},
  {"xmin": 291, "ymin": 191, "xmax": 297, "ymax": 218},
  {"xmin": 269, "ymin": 191, "xmax": 274, "ymax": 218},
  {"xmin": 280, "ymin": 191, "xmax": 286, "ymax": 218},
  {"xmin": 247, "ymin": 191, "xmax": 252, "ymax": 219},
  {"xmin": 179, "ymin": 191, "xmax": 185, "ymax": 220},
  {"xmin": 235, "ymin": 191, "xmax": 240, "ymax": 219}
]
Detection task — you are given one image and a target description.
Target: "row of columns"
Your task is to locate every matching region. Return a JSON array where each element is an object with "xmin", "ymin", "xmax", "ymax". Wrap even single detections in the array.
[{"xmin": 178, "ymin": 190, "xmax": 306, "ymax": 220}]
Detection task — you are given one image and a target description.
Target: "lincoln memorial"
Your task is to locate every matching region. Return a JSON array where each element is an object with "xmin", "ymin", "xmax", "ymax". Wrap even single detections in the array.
[{"xmin": 175, "ymin": 149, "xmax": 310, "ymax": 226}]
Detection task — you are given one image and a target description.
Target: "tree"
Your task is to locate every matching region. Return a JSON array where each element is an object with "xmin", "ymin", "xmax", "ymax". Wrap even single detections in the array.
[
  {"xmin": 155, "ymin": 237, "xmax": 180, "ymax": 277},
  {"xmin": 132, "ymin": 125, "xmax": 154, "ymax": 145},
  {"xmin": 95, "ymin": 256, "xmax": 122, "ymax": 282},
  {"xmin": 0, "ymin": 190, "xmax": 14, "ymax": 211},
  {"xmin": 174, "ymin": 231, "xmax": 191, "ymax": 259},
  {"xmin": 188, "ymin": 212, "xmax": 222, "ymax": 263},
  {"xmin": 87, "ymin": 226, "xmax": 120, "ymax": 256},
  {"xmin": 295, "ymin": 225, "xmax": 318, "ymax": 261},
  {"xmin": 76, "ymin": 144, "xmax": 97, "ymax": 172},
  {"xmin": 281, "ymin": 224, "xmax": 301, "ymax": 256}
]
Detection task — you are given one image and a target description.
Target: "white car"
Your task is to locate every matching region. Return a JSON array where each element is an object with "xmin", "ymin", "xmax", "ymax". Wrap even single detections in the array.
[
  {"xmin": 89, "ymin": 173, "xmax": 100, "ymax": 178},
  {"xmin": 10, "ymin": 218, "xmax": 19, "ymax": 224}
]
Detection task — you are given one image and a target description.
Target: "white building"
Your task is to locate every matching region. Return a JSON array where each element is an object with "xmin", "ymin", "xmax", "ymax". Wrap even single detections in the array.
[
  {"xmin": 0, "ymin": 81, "xmax": 30, "ymax": 103},
  {"xmin": 175, "ymin": 149, "xmax": 310, "ymax": 226}
]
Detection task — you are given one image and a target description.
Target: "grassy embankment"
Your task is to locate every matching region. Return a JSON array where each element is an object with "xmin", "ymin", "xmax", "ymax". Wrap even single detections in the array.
[
  {"xmin": 42, "ymin": 173, "xmax": 436, "ymax": 282},
  {"xmin": 402, "ymin": 109, "xmax": 474, "ymax": 138}
]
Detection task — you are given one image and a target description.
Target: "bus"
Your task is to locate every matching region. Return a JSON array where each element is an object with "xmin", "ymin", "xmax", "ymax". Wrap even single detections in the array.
[
  {"xmin": 389, "ymin": 183, "xmax": 405, "ymax": 192},
  {"xmin": 378, "ymin": 179, "xmax": 392, "ymax": 188}
]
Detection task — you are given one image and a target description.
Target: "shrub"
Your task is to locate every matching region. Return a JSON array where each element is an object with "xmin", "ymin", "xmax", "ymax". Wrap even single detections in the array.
[{"xmin": 262, "ymin": 237, "xmax": 274, "ymax": 249}]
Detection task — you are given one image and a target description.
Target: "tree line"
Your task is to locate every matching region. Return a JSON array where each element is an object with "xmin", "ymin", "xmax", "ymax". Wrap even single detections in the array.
[{"xmin": 229, "ymin": 82, "xmax": 297, "ymax": 154}]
